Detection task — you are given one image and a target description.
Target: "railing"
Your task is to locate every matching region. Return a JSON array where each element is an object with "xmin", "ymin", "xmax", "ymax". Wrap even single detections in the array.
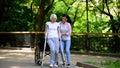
[
  {"xmin": 72, "ymin": 32, "xmax": 120, "ymax": 53},
  {"xmin": 0, "ymin": 32, "xmax": 120, "ymax": 53}
]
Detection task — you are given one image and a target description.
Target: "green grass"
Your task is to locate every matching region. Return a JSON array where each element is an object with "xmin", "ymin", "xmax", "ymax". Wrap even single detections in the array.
[
  {"xmin": 85, "ymin": 59, "xmax": 120, "ymax": 68},
  {"xmin": 102, "ymin": 59, "xmax": 120, "ymax": 68}
]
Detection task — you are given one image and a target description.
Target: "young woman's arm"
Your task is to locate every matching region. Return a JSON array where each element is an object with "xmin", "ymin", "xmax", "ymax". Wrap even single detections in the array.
[{"xmin": 66, "ymin": 23, "xmax": 72, "ymax": 36}]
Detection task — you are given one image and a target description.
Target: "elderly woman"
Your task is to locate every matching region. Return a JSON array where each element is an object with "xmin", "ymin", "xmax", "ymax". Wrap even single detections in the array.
[{"xmin": 45, "ymin": 14, "xmax": 61, "ymax": 67}]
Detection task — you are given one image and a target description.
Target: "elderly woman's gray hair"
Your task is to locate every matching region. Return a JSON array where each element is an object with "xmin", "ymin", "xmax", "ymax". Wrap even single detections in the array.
[{"xmin": 50, "ymin": 14, "xmax": 57, "ymax": 20}]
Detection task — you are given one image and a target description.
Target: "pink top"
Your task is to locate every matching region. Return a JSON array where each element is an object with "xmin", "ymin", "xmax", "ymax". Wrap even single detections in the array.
[{"xmin": 59, "ymin": 22, "xmax": 72, "ymax": 40}]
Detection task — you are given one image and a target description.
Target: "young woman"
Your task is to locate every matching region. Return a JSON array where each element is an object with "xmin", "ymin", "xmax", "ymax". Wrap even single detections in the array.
[
  {"xmin": 59, "ymin": 14, "xmax": 72, "ymax": 67},
  {"xmin": 45, "ymin": 14, "xmax": 61, "ymax": 67}
]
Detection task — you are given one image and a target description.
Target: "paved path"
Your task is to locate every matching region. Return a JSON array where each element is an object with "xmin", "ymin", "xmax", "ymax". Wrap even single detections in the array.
[{"xmin": 0, "ymin": 48, "xmax": 119, "ymax": 68}]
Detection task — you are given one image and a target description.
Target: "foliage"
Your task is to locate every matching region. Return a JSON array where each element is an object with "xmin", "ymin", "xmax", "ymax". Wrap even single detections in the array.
[
  {"xmin": 0, "ymin": 0, "xmax": 36, "ymax": 31},
  {"xmin": 0, "ymin": 0, "xmax": 120, "ymax": 52},
  {"xmin": 1, "ymin": 0, "xmax": 120, "ymax": 32}
]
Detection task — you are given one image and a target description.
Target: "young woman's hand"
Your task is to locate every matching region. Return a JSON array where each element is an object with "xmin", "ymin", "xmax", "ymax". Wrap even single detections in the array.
[{"xmin": 62, "ymin": 33, "xmax": 68, "ymax": 36}]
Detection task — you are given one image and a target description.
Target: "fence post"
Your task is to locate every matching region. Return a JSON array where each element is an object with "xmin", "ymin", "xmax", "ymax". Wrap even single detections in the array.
[
  {"xmin": 85, "ymin": 34, "xmax": 90, "ymax": 52},
  {"xmin": 85, "ymin": 0, "xmax": 90, "ymax": 52}
]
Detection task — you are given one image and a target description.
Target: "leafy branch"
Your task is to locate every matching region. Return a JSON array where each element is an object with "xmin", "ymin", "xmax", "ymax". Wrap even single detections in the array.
[
  {"xmin": 62, "ymin": 0, "xmax": 77, "ymax": 13},
  {"xmin": 90, "ymin": 0, "xmax": 113, "ymax": 19}
]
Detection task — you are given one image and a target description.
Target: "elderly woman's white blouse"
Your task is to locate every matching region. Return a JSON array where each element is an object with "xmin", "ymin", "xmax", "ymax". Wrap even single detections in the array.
[{"xmin": 46, "ymin": 22, "xmax": 60, "ymax": 38}]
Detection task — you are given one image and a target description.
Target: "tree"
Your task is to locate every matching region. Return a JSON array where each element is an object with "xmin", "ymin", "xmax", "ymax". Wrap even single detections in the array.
[
  {"xmin": 36, "ymin": 0, "xmax": 54, "ymax": 31},
  {"xmin": 0, "ymin": 0, "xmax": 4, "ymax": 23},
  {"xmin": 90, "ymin": 0, "xmax": 120, "ymax": 52},
  {"xmin": 0, "ymin": 0, "xmax": 36, "ymax": 31}
]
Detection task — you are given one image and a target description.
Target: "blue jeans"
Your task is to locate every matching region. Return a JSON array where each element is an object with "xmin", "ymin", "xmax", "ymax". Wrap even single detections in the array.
[
  {"xmin": 47, "ymin": 38, "xmax": 59, "ymax": 65},
  {"xmin": 60, "ymin": 40, "xmax": 71, "ymax": 64}
]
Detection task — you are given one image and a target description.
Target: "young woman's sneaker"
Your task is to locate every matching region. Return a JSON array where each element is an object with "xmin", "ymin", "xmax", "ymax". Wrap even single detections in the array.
[
  {"xmin": 62, "ymin": 63, "xmax": 65, "ymax": 66},
  {"xmin": 62, "ymin": 63, "xmax": 66, "ymax": 67},
  {"xmin": 49, "ymin": 64, "xmax": 53, "ymax": 68},
  {"xmin": 67, "ymin": 64, "xmax": 70, "ymax": 68}
]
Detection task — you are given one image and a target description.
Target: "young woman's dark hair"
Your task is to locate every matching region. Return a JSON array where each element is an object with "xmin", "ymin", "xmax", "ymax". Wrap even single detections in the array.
[{"xmin": 62, "ymin": 14, "xmax": 72, "ymax": 24}]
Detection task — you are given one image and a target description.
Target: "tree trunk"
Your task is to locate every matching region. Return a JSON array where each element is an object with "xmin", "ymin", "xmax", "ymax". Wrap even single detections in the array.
[
  {"xmin": 110, "ymin": 20, "xmax": 120, "ymax": 53},
  {"xmin": 104, "ymin": 0, "xmax": 120, "ymax": 53},
  {"xmin": 36, "ymin": 0, "xmax": 54, "ymax": 31},
  {"xmin": 0, "ymin": 0, "xmax": 4, "ymax": 23},
  {"xmin": 35, "ymin": 0, "xmax": 54, "ymax": 48},
  {"xmin": 36, "ymin": 0, "xmax": 46, "ymax": 31}
]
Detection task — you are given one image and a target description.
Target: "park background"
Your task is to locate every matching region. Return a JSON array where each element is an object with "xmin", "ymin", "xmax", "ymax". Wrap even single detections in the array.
[{"xmin": 0, "ymin": 0, "xmax": 120, "ymax": 53}]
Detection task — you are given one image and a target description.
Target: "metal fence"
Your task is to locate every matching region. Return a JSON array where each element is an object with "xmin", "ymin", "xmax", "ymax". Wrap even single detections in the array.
[
  {"xmin": 0, "ymin": 32, "xmax": 120, "ymax": 53},
  {"xmin": 71, "ymin": 32, "xmax": 120, "ymax": 53}
]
